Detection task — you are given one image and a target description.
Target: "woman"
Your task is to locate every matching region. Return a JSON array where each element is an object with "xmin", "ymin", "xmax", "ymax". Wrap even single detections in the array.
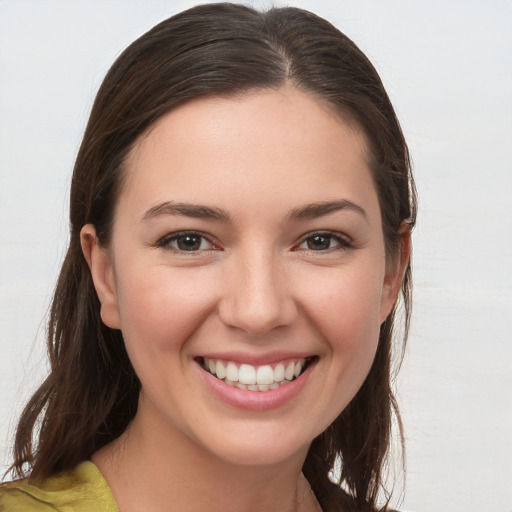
[{"xmin": 1, "ymin": 3, "xmax": 416, "ymax": 511}]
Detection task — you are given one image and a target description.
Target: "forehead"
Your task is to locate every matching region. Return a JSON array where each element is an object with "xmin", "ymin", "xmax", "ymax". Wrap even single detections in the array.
[{"xmin": 119, "ymin": 87, "xmax": 378, "ymax": 223}]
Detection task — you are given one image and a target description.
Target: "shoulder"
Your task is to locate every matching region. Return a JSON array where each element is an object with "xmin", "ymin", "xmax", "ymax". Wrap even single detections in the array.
[{"xmin": 0, "ymin": 461, "xmax": 119, "ymax": 512}]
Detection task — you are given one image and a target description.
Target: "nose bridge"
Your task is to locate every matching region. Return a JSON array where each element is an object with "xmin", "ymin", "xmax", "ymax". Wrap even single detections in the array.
[{"xmin": 219, "ymin": 244, "xmax": 296, "ymax": 336}]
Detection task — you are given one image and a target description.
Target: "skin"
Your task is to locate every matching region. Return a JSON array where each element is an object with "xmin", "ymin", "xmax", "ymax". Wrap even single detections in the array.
[{"xmin": 81, "ymin": 87, "xmax": 408, "ymax": 512}]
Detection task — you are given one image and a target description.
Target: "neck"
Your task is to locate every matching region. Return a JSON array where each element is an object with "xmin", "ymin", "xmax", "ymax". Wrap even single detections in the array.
[{"xmin": 92, "ymin": 402, "xmax": 319, "ymax": 512}]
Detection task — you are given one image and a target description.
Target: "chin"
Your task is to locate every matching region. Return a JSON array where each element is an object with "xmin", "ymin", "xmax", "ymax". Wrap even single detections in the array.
[{"xmin": 203, "ymin": 432, "xmax": 311, "ymax": 468}]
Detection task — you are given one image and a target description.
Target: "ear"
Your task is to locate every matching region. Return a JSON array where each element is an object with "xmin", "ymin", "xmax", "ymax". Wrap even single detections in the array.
[
  {"xmin": 379, "ymin": 222, "xmax": 411, "ymax": 324},
  {"xmin": 80, "ymin": 224, "xmax": 121, "ymax": 329}
]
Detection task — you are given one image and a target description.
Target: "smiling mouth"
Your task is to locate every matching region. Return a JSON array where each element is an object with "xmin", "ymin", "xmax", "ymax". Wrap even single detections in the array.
[{"xmin": 197, "ymin": 356, "xmax": 316, "ymax": 392}]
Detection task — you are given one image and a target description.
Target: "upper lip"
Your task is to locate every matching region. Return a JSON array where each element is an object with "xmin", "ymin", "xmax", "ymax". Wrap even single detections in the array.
[{"xmin": 195, "ymin": 351, "xmax": 316, "ymax": 366}]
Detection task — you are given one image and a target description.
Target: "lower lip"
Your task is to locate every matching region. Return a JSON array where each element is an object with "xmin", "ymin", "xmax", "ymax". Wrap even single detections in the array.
[{"xmin": 197, "ymin": 360, "xmax": 315, "ymax": 411}]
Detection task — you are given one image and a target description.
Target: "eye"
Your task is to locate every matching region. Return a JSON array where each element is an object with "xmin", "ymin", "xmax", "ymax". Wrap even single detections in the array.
[
  {"xmin": 156, "ymin": 231, "xmax": 216, "ymax": 252},
  {"xmin": 296, "ymin": 232, "xmax": 352, "ymax": 252}
]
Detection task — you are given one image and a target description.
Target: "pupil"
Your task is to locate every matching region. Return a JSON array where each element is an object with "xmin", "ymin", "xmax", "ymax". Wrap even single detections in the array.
[
  {"xmin": 178, "ymin": 235, "xmax": 201, "ymax": 251},
  {"xmin": 308, "ymin": 235, "xmax": 330, "ymax": 250}
]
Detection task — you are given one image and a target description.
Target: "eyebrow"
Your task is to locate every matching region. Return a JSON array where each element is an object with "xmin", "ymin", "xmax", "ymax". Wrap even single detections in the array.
[
  {"xmin": 140, "ymin": 199, "xmax": 367, "ymax": 224},
  {"xmin": 288, "ymin": 200, "xmax": 368, "ymax": 221},
  {"xmin": 141, "ymin": 202, "xmax": 231, "ymax": 223}
]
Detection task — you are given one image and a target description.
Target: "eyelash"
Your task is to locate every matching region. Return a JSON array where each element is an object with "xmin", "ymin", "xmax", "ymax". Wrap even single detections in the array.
[
  {"xmin": 155, "ymin": 230, "xmax": 353, "ymax": 255},
  {"xmin": 155, "ymin": 231, "xmax": 217, "ymax": 253},
  {"xmin": 295, "ymin": 232, "xmax": 353, "ymax": 253}
]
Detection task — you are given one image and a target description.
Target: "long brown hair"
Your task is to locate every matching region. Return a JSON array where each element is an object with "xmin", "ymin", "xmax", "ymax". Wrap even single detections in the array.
[{"xmin": 10, "ymin": 4, "xmax": 416, "ymax": 511}]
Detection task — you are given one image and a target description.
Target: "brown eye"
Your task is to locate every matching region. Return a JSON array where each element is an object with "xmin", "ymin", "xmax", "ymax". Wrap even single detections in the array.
[
  {"xmin": 297, "ymin": 232, "xmax": 352, "ymax": 252},
  {"xmin": 306, "ymin": 234, "xmax": 332, "ymax": 251},
  {"xmin": 157, "ymin": 231, "xmax": 215, "ymax": 252},
  {"xmin": 176, "ymin": 234, "xmax": 203, "ymax": 251}
]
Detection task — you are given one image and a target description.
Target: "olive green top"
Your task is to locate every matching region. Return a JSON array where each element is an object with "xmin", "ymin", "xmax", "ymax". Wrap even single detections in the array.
[{"xmin": 0, "ymin": 461, "xmax": 119, "ymax": 511}]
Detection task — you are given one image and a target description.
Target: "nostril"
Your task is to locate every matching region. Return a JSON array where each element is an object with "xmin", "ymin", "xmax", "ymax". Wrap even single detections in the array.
[
  {"xmin": 217, "ymin": 294, "xmax": 298, "ymax": 337},
  {"xmin": 217, "ymin": 260, "xmax": 298, "ymax": 336}
]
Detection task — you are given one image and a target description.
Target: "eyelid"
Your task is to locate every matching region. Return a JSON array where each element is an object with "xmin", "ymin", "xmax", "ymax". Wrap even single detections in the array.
[
  {"xmin": 155, "ymin": 230, "xmax": 220, "ymax": 253},
  {"xmin": 294, "ymin": 230, "xmax": 354, "ymax": 252},
  {"xmin": 154, "ymin": 229, "xmax": 353, "ymax": 254}
]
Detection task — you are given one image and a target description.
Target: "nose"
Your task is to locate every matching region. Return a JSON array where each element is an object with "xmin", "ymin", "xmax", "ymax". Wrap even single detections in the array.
[{"xmin": 218, "ymin": 249, "xmax": 298, "ymax": 336}]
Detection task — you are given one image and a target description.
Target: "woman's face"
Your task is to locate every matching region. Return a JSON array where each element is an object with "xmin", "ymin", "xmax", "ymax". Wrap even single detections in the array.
[{"xmin": 84, "ymin": 87, "xmax": 401, "ymax": 467}]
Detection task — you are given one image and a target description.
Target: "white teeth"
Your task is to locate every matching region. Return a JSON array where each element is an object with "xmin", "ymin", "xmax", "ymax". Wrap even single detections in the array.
[
  {"xmin": 285, "ymin": 362, "xmax": 295, "ymax": 381},
  {"xmin": 239, "ymin": 364, "xmax": 257, "ymax": 385},
  {"xmin": 256, "ymin": 365, "xmax": 274, "ymax": 385},
  {"xmin": 203, "ymin": 357, "xmax": 309, "ymax": 391},
  {"xmin": 274, "ymin": 363, "xmax": 285, "ymax": 382},
  {"xmin": 216, "ymin": 361, "xmax": 226, "ymax": 380},
  {"xmin": 226, "ymin": 362, "xmax": 239, "ymax": 382}
]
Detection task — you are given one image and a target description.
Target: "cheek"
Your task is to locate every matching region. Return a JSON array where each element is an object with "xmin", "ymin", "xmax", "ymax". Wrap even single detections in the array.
[
  {"xmin": 289, "ymin": 266, "xmax": 384, "ymax": 433},
  {"xmin": 324, "ymin": 290, "xmax": 380, "ymax": 382},
  {"xmin": 113, "ymin": 265, "xmax": 218, "ymax": 363},
  {"xmin": 299, "ymin": 265, "xmax": 383, "ymax": 383},
  {"xmin": 303, "ymin": 266, "xmax": 383, "ymax": 343}
]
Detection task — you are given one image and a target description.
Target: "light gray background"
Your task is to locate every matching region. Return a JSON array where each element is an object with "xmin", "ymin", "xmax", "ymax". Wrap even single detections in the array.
[{"xmin": 1, "ymin": 1, "xmax": 511, "ymax": 511}]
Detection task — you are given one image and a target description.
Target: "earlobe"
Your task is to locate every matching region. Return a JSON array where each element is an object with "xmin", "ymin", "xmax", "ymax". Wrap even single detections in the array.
[
  {"xmin": 379, "ymin": 222, "xmax": 411, "ymax": 324},
  {"xmin": 80, "ymin": 224, "xmax": 121, "ymax": 329}
]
